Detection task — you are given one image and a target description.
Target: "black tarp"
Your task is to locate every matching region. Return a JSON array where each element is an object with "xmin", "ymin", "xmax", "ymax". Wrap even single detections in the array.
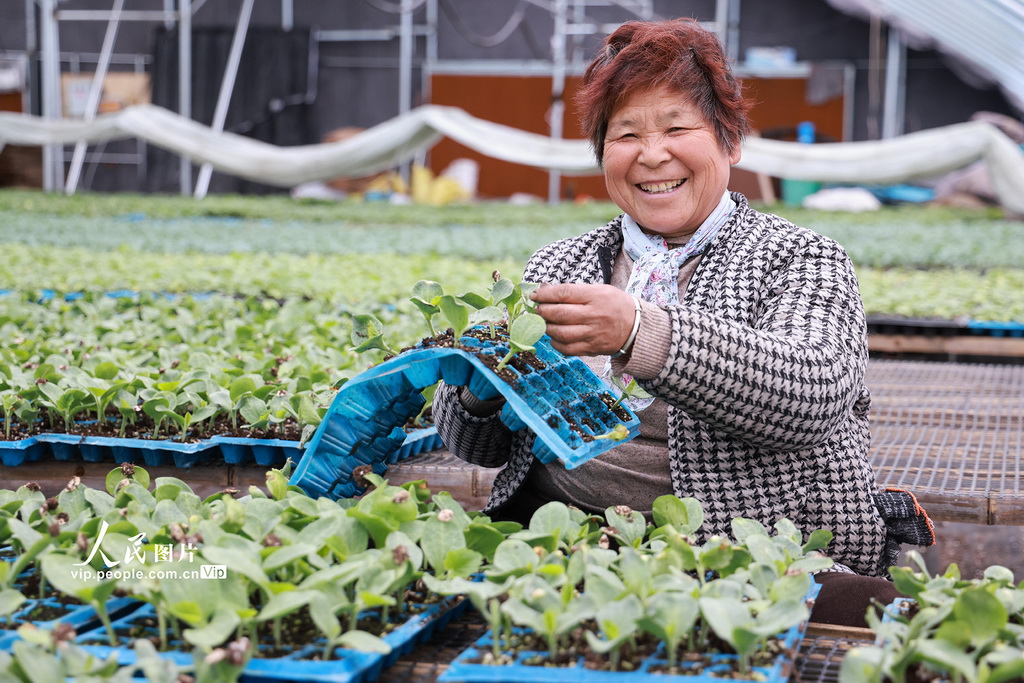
[{"xmin": 147, "ymin": 25, "xmax": 316, "ymax": 194}]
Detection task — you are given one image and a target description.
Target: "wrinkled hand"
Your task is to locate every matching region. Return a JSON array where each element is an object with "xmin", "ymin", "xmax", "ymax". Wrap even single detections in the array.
[{"xmin": 531, "ymin": 283, "xmax": 637, "ymax": 356}]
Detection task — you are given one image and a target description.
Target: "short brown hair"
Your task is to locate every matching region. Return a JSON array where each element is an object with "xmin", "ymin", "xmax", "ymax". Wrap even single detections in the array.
[{"xmin": 576, "ymin": 18, "xmax": 751, "ymax": 164}]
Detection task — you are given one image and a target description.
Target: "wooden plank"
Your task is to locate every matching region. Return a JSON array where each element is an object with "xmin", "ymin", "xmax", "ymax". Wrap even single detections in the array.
[
  {"xmin": 0, "ymin": 460, "xmax": 233, "ymax": 499},
  {"xmin": 386, "ymin": 451, "xmax": 496, "ymax": 511},
  {"xmin": 869, "ymin": 334, "xmax": 1024, "ymax": 357}
]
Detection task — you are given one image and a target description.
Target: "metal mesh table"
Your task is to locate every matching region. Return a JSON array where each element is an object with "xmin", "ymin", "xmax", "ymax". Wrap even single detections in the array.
[
  {"xmin": 388, "ymin": 359, "xmax": 1024, "ymax": 525},
  {"xmin": 866, "ymin": 360, "xmax": 1024, "ymax": 524}
]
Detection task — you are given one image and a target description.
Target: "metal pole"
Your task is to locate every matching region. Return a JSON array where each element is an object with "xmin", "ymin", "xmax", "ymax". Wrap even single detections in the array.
[
  {"xmin": 281, "ymin": 0, "xmax": 293, "ymax": 31},
  {"xmin": 39, "ymin": 0, "xmax": 63, "ymax": 192},
  {"xmin": 178, "ymin": 0, "xmax": 192, "ymax": 195},
  {"xmin": 193, "ymin": 0, "xmax": 254, "ymax": 198},
  {"xmin": 548, "ymin": 0, "xmax": 567, "ymax": 204},
  {"xmin": 882, "ymin": 26, "xmax": 906, "ymax": 139},
  {"xmin": 163, "ymin": 0, "xmax": 174, "ymax": 29},
  {"xmin": 423, "ymin": 0, "xmax": 436, "ymax": 104},
  {"xmin": 399, "ymin": 0, "xmax": 413, "ymax": 114},
  {"xmin": 66, "ymin": 0, "xmax": 126, "ymax": 194},
  {"xmin": 24, "ymin": 0, "xmax": 37, "ymax": 116}
]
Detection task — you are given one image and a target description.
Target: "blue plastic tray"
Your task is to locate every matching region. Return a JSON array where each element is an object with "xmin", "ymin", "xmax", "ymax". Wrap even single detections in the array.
[
  {"xmin": 966, "ymin": 320, "xmax": 1024, "ymax": 337},
  {"xmin": 0, "ymin": 436, "xmax": 47, "ymax": 467},
  {"xmin": 79, "ymin": 435, "xmax": 216, "ymax": 468},
  {"xmin": 0, "ymin": 596, "xmax": 142, "ymax": 651},
  {"xmin": 35, "ymin": 432, "xmax": 83, "ymax": 461},
  {"xmin": 210, "ymin": 435, "xmax": 305, "ymax": 467},
  {"xmin": 76, "ymin": 596, "xmax": 469, "ymax": 683},
  {"xmin": 395, "ymin": 426, "xmax": 444, "ymax": 461},
  {"xmin": 291, "ymin": 333, "xmax": 639, "ymax": 500},
  {"xmin": 439, "ymin": 582, "xmax": 820, "ymax": 683}
]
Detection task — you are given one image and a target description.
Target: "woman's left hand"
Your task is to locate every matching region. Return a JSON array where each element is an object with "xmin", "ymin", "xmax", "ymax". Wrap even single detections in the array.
[{"xmin": 531, "ymin": 283, "xmax": 638, "ymax": 356}]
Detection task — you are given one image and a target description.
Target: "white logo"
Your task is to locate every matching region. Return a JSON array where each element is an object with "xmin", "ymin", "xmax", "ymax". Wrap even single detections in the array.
[
  {"xmin": 71, "ymin": 520, "xmax": 217, "ymax": 582},
  {"xmin": 201, "ymin": 565, "xmax": 228, "ymax": 580}
]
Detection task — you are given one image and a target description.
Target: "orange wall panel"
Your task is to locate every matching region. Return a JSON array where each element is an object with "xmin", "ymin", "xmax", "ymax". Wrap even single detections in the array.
[
  {"xmin": 429, "ymin": 73, "xmax": 845, "ymax": 202},
  {"xmin": 428, "ymin": 74, "xmax": 605, "ymax": 200}
]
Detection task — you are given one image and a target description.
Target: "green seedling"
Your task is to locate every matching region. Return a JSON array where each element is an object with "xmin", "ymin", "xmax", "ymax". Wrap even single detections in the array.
[
  {"xmin": 593, "ymin": 424, "xmax": 630, "ymax": 441},
  {"xmin": 470, "ymin": 306, "xmax": 504, "ymax": 339},
  {"xmin": 610, "ymin": 374, "xmax": 653, "ymax": 409},
  {"xmin": 637, "ymin": 593, "xmax": 700, "ymax": 669},
  {"xmin": 410, "ymin": 280, "xmax": 444, "ymax": 336},
  {"xmin": 494, "ymin": 312, "xmax": 546, "ymax": 372},
  {"xmin": 584, "ymin": 595, "xmax": 643, "ymax": 671},
  {"xmin": 351, "ymin": 314, "xmax": 396, "ymax": 356},
  {"xmin": 438, "ymin": 295, "xmax": 471, "ymax": 341}
]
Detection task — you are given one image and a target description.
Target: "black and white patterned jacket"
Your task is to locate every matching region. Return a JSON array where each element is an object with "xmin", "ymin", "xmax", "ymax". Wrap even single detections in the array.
[{"xmin": 435, "ymin": 192, "xmax": 906, "ymax": 577}]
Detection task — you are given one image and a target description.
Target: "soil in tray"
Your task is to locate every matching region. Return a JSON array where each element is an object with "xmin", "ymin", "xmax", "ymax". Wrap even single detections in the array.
[
  {"xmin": 1, "ymin": 572, "xmax": 86, "ymax": 626},
  {"xmin": 82, "ymin": 604, "xmax": 423, "ymax": 660},
  {"xmin": 478, "ymin": 625, "xmax": 791, "ymax": 675},
  {"xmin": 0, "ymin": 414, "xmax": 305, "ymax": 443}
]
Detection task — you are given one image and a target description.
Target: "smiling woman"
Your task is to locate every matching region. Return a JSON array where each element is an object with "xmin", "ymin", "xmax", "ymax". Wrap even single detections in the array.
[{"xmin": 431, "ymin": 17, "xmax": 934, "ymax": 628}]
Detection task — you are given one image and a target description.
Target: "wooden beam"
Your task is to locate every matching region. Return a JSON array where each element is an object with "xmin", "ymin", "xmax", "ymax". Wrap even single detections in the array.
[{"xmin": 869, "ymin": 334, "xmax": 1024, "ymax": 357}]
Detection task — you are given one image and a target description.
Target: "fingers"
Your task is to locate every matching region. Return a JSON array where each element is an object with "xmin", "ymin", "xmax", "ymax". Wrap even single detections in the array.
[
  {"xmin": 532, "ymin": 282, "xmax": 593, "ymax": 305},
  {"xmin": 529, "ymin": 284, "xmax": 639, "ymax": 356}
]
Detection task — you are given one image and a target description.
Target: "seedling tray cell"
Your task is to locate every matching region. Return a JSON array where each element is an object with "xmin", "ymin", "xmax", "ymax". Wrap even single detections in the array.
[
  {"xmin": 440, "ymin": 582, "xmax": 820, "ymax": 683},
  {"xmin": 35, "ymin": 432, "xmax": 83, "ymax": 461},
  {"xmin": 0, "ymin": 436, "xmax": 47, "ymax": 467},
  {"xmin": 210, "ymin": 435, "xmax": 304, "ymax": 467},
  {"xmin": 395, "ymin": 427, "xmax": 444, "ymax": 461},
  {"xmin": 79, "ymin": 436, "xmax": 216, "ymax": 469},
  {"xmin": 292, "ymin": 334, "xmax": 639, "ymax": 501},
  {"xmin": 0, "ymin": 596, "xmax": 143, "ymax": 651},
  {"xmin": 76, "ymin": 597, "xmax": 469, "ymax": 683}
]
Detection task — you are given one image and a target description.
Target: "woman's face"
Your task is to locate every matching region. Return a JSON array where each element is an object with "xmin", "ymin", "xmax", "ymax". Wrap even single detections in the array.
[{"xmin": 602, "ymin": 84, "xmax": 740, "ymax": 240}]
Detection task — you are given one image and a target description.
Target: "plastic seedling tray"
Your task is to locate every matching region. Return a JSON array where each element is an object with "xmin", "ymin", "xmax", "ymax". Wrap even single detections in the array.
[
  {"xmin": 35, "ymin": 432, "xmax": 83, "ymax": 461},
  {"xmin": 394, "ymin": 426, "xmax": 444, "ymax": 461},
  {"xmin": 79, "ymin": 436, "xmax": 216, "ymax": 468},
  {"xmin": 292, "ymin": 333, "xmax": 639, "ymax": 500},
  {"xmin": 0, "ymin": 436, "xmax": 47, "ymax": 467},
  {"xmin": 439, "ymin": 582, "xmax": 821, "ymax": 683},
  {"xmin": 76, "ymin": 596, "xmax": 469, "ymax": 683},
  {"xmin": 209, "ymin": 434, "xmax": 304, "ymax": 467},
  {"xmin": 0, "ymin": 596, "xmax": 142, "ymax": 651},
  {"xmin": 880, "ymin": 597, "xmax": 914, "ymax": 626}
]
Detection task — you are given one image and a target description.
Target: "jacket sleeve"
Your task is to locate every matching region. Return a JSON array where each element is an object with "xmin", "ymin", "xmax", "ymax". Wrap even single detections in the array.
[
  {"xmin": 639, "ymin": 229, "xmax": 869, "ymax": 451},
  {"xmin": 432, "ymin": 382, "xmax": 514, "ymax": 468}
]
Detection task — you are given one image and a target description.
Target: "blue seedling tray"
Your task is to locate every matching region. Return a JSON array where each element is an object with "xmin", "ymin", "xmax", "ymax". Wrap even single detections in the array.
[
  {"xmin": 210, "ymin": 435, "xmax": 305, "ymax": 467},
  {"xmin": 292, "ymin": 333, "xmax": 639, "ymax": 500},
  {"xmin": 0, "ymin": 436, "xmax": 47, "ymax": 467},
  {"xmin": 79, "ymin": 436, "xmax": 216, "ymax": 468},
  {"xmin": 439, "ymin": 582, "xmax": 821, "ymax": 683},
  {"xmin": 76, "ymin": 596, "xmax": 469, "ymax": 683},
  {"xmin": 35, "ymin": 432, "xmax": 83, "ymax": 461},
  {"xmin": 967, "ymin": 320, "xmax": 1024, "ymax": 337},
  {"xmin": 394, "ymin": 426, "xmax": 444, "ymax": 461},
  {"xmin": 0, "ymin": 596, "xmax": 143, "ymax": 651}
]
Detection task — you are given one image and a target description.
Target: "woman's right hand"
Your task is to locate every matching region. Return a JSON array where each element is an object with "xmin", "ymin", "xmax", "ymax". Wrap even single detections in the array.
[{"xmin": 531, "ymin": 283, "xmax": 638, "ymax": 357}]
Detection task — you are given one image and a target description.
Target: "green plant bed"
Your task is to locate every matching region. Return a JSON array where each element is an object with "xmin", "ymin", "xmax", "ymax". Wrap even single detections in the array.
[
  {"xmin": 841, "ymin": 551, "xmax": 1024, "ymax": 683},
  {"xmin": 441, "ymin": 581, "xmax": 821, "ymax": 682}
]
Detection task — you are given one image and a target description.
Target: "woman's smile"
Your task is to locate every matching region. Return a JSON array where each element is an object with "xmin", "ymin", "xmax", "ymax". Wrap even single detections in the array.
[
  {"xmin": 603, "ymin": 84, "xmax": 740, "ymax": 240},
  {"xmin": 637, "ymin": 179, "xmax": 685, "ymax": 194}
]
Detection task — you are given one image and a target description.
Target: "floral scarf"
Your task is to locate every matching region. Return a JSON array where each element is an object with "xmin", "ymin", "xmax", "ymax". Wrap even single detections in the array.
[{"xmin": 605, "ymin": 191, "xmax": 736, "ymax": 411}]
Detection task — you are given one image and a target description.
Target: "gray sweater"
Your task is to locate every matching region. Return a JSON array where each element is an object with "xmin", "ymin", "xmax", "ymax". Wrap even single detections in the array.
[{"xmin": 434, "ymin": 192, "xmax": 890, "ymax": 576}]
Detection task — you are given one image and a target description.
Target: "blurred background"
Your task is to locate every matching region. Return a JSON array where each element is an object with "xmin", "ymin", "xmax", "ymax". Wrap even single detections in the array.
[{"xmin": 1, "ymin": 0, "xmax": 1021, "ymax": 201}]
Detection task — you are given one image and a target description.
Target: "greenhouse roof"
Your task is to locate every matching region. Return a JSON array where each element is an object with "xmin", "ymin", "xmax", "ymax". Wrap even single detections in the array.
[{"xmin": 826, "ymin": 0, "xmax": 1024, "ymax": 112}]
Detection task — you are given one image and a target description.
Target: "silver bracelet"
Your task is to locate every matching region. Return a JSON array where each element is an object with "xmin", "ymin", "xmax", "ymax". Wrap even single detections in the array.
[{"xmin": 611, "ymin": 296, "xmax": 643, "ymax": 358}]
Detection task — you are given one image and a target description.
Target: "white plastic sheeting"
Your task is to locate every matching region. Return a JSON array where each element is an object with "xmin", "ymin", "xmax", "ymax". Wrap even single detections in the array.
[
  {"xmin": 2, "ymin": 103, "xmax": 1024, "ymax": 213},
  {"xmin": 825, "ymin": 0, "xmax": 1024, "ymax": 113}
]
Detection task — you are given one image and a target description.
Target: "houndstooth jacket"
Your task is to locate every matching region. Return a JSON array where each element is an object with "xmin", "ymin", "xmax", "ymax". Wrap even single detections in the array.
[{"xmin": 435, "ymin": 192, "xmax": 900, "ymax": 577}]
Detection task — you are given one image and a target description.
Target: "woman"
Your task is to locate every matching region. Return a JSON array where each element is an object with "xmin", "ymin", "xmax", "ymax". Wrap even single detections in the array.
[{"xmin": 433, "ymin": 18, "xmax": 932, "ymax": 625}]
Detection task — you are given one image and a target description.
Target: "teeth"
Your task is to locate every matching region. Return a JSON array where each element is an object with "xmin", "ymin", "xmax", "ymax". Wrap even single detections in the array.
[{"xmin": 639, "ymin": 180, "xmax": 683, "ymax": 193}]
